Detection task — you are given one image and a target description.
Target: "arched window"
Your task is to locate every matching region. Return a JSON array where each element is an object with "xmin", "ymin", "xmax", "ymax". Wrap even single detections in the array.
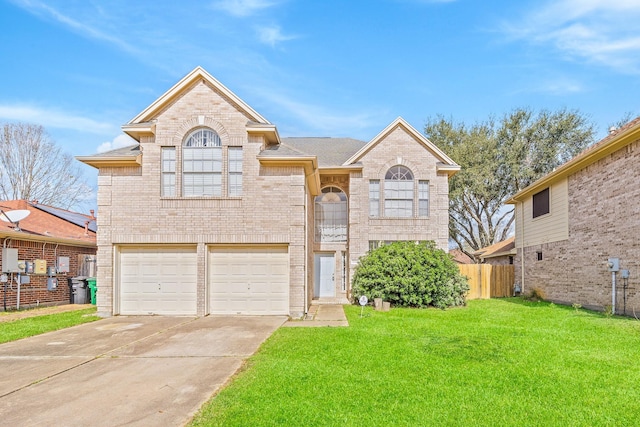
[
  {"xmin": 183, "ymin": 128, "xmax": 222, "ymax": 196},
  {"xmin": 384, "ymin": 166, "xmax": 413, "ymax": 217},
  {"xmin": 184, "ymin": 128, "xmax": 221, "ymax": 147},
  {"xmin": 315, "ymin": 187, "xmax": 348, "ymax": 242}
]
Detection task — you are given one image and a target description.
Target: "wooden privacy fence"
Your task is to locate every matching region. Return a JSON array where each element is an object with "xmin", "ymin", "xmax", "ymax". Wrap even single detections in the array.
[{"xmin": 458, "ymin": 264, "xmax": 515, "ymax": 299}]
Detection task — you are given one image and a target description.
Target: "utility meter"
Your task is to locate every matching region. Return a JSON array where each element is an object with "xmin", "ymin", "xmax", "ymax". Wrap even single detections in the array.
[{"xmin": 607, "ymin": 258, "xmax": 620, "ymax": 272}]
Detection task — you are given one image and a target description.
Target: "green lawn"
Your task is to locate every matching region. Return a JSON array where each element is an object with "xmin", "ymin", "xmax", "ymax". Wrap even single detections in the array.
[
  {"xmin": 191, "ymin": 299, "xmax": 640, "ymax": 426},
  {"xmin": 0, "ymin": 308, "xmax": 98, "ymax": 343}
]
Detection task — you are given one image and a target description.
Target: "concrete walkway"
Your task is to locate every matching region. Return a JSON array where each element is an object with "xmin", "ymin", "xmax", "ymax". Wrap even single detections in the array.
[
  {"xmin": 0, "ymin": 315, "xmax": 286, "ymax": 426},
  {"xmin": 284, "ymin": 304, "xmax": 349, "ymax": 327}
]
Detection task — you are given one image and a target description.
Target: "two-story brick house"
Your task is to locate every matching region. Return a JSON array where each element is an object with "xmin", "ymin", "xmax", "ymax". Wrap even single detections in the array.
[
  {"xmin": 78, "ymin": 67, "xmax": 459, "ymax": 317},
  {"xmin": 507, "ymin": 117, "xmax": 640, "ymax": 313}
]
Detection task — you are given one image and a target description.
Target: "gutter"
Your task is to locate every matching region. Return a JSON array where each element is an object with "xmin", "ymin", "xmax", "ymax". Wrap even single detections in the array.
[{"xmin": 0, "ymin": 230, "xmax": 96, "ymax": 248}]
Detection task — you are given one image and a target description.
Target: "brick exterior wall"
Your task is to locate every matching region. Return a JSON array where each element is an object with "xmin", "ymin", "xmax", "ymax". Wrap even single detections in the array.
[
  {"xmin": 0, "ymin": 240, "xmax": 96, "ymax": 310},
  {"xmin": 95, "ymin": 76, "xmax": 453, "ymax": 317},
  {"xmin": 96, "ymin": 80, "xmax": 307, "ymax": 317},
  {"xmin": 515, "ymin": 138, "xmax": 640, "ymax": 313},
  {"xmin": 348, "ymin": 126, "xmax": 451, "ymax": 274}
]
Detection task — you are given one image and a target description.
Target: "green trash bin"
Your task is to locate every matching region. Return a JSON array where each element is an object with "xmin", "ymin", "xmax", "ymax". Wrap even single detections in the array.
[{"xmin": 87, "ymin": 278, "xmax": 97, "ymax": 305}]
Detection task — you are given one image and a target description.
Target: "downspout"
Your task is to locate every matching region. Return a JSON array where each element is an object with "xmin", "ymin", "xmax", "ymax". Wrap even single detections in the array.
[
  {"xmin": 16, "ymin": 273, "xmax": 20, "ymax": 310},
  {"xmin": 520, "ymin": 201, "xmax": 525, "ymax": 295},
  {"xmin": 303, "ymin": 184, "xmax": 308, "ymax": 316}
]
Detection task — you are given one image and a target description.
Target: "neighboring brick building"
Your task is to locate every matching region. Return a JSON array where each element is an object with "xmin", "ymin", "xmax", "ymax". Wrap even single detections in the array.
[
  {"xmin": 0, "ymin": 200, "xmax": 97, "ymax": 310},
  {"xmin": 507, "ymin": 117, "xmax": 640, "ymax": 313},
  {"xmin": 77, "ymin": 66, "xmax": 459, "ymax": 318}
]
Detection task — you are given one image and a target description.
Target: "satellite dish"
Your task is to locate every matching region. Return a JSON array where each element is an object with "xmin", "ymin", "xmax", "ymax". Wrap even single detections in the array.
[
  {"xmin": 0, "ymin": 210, "xmax": 31, "ymax": 223},
  {"xmin": 0, "ymin": 209, "xmax": 30, "ymax": 231}
]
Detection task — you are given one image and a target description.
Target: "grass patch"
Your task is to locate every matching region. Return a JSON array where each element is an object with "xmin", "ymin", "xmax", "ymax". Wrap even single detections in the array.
[
  {"xmin": 190, "ymin": 299, "xmax": 640, "ymax": 426},
  {"xmin": 0, "ymin": 308, "xmax": 98, "ymax": 343}
]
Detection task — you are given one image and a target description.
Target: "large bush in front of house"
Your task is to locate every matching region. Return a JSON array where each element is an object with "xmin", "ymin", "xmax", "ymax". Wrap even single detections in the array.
[{"xmin": 352, "ymin": 241, "xmax": 469, "ymax": 309}]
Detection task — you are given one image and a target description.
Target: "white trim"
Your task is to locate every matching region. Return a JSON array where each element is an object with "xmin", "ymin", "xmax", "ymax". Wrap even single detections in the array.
[
  {"xmin": 343, "ymin": 117, "xmax": 460, "ymax": 169},
  {"xmin": 127, "ymin": 66, "xmax": 270, "ymax": 125}
]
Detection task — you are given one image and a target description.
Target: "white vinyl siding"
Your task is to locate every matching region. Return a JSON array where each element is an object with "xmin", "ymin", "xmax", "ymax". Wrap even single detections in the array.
[{"xmin": 516, "ymin": 180, "xmax": 569, "ymax": 248}]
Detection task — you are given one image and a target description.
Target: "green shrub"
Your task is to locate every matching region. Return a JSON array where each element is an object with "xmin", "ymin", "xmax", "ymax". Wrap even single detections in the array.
[{"xmin": 351, "ymin": 241, "xmax": 469, "ymax": 309}]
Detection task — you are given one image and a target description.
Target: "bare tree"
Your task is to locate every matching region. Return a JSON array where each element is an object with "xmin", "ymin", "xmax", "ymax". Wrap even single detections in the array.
[{"xmin": 0, "ymin": 122, "xmax": 92, "ymax": 210}]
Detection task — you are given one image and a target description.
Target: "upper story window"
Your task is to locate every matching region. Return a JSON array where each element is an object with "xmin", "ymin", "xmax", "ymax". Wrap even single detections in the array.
[
  {"xmin": 160, "ymin": 127, "xmax": 243, "ymax": 198},
  {"xmin": 315, "ymin": 186, "xmax": 348, "ymax": 242},
  {"xmin": 384, "ymin": 166, "xmax": 414, "ymax": 218},
  {"xmin": 161, "ymin": 147, "xmax": 176, "ymax": 197},
  {"xmin": 369, "ymin": 166, "xmax": 429, "ymax": 218},
  {"xmin": 532, "ymin": 187, "xmax": 550, "ymax": 218},
  {"xmin": 183, "ymin": 129, "xmax": 222, "ymax": 197}
]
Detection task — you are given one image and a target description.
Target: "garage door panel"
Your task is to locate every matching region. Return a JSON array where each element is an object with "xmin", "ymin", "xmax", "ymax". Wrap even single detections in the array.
[
  {"xmin": 208, "ymin": 247, "xmax": 289, "ymax": 315},
  {"xmin": 120, "ymin": 247, "xmax": 197, "ymax": 315}
]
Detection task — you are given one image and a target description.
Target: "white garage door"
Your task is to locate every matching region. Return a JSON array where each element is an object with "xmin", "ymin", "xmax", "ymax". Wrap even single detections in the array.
[
  {"xmin": 120, "ymin": 246, "xmax": 197, "ymax": 315},
  {"xmin": 209, "ymin": 247, "xmax": 289, "ymax": 315}
]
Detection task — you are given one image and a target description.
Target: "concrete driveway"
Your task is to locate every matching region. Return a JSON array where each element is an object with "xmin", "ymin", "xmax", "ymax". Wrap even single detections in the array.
[{"xmin": 0, "ymin": 315, "xmax": 286, "ymax": 426}]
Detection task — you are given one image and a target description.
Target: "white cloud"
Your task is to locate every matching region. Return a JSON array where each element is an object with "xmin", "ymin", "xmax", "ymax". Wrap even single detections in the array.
[
  {"xmin": 97, "ymin": 134, "xmax": 138, "ymax": 153},
  {"xmin": 0, "ymin": 104, "xmax": 115, "ymax": 134},
  {"xmin": 256, "ymin": 25, "xmax": 298, "ymax": 47},
  {"xmin": 212, "ymin": 0, "xmax": 280, "ymax": 17},
  {"xmin": 502, "ymin": 0, "xmax": 640, "ymax": 73},
  {"xmin": 10, "ymin": 0, "xmax": 138, "ymax": 54}
]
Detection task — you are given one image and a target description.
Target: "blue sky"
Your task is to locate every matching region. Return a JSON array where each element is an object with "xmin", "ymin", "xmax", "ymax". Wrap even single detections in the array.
[{"xmin": 1, "ymin": 0, "xmax": 639, "ymax": 198}]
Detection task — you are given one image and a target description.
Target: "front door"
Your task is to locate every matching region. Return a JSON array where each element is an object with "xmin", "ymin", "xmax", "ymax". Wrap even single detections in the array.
[{"xmin": 314, "ymin": 253, "xmax": 335, "ymax": 298}]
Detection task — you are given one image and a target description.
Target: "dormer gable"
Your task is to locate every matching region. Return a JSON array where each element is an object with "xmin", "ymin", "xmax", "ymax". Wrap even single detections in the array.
[{"xmin": 343, "ymin": 117, "xmax": 460, "ymax": 176}]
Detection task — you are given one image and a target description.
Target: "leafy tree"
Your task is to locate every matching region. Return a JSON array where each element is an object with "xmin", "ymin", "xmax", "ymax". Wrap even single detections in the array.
[
  {"xmin": 425, "ymin": 108, "xmax": 595, "ymax": 258},
  {"xmin": 352, "ymin": 241, "xmax": 469, "ymax": 309},
  {"xmin": 608, "ymin": 112, "xmax": 636, "ymax": 131},
  {"xmin": 0, "ymin": 122, "xmax": 92, "ymax": 210}
]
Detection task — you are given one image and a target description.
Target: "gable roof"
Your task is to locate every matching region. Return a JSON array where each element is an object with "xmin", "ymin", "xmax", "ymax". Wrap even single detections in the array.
[
  {"xmin": 0, "ymin": 200, "xmax": 96, "ymax": 246},
  {"xmin": 507, "ymin": 116, "xmax": 640, "ymax": 203},
  {"xmin": 474, "ymin": 237, "xmax": 516, "ymax": 259},
  {"xmin": 343, "ymin": 117, "xmax": 460, "ymax": 175},
  {"xmin": 449, "ymin": 249, "xmax": 474, "ymax": 264},
  {"xmin": 127, "ymin": 66, "xmax": 270, "ymax": 127}
]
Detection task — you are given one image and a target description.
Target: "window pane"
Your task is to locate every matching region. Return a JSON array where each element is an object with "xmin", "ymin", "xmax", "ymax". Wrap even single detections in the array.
[
  {"xmin": 228, "ymin": 147, "xmax": 243, "ymax": 196},
  {"xmin": 184, "ymin": 128, "xmax": 221, "ymax": 147},
  {"xmin": 418, "ymin": 180, "xmax": 429, "ymax": 217},
  {"xmin": 533, "ymin": 188, "xmax": 550, "ymax": 218},
  {"xmin": 161, "ymin": 147, "xmax": 176, "ymax": 197},
  {"xmin": 183, "ymin": 145, "xmax": 222, "ymax": 197},
  {"xmin": 384, "ymin": 167, "xmax": 413, "ymax": 217},
  {"xmin": 315, "ymin": 187, "xmax": 348, "ymax": 242},
  {"xmin": 369, "ymin": 180, "xmax": 380, "ymax": 217}
]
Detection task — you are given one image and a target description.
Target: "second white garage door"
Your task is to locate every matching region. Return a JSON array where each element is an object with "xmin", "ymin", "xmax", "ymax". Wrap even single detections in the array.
[
  {"xmin": 208, "ymin": 247, "xmax": 289, "ymax": 315},
  {"xmin": 120, "ymin": 246, "xmax": 197, "ymax": 315}
]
